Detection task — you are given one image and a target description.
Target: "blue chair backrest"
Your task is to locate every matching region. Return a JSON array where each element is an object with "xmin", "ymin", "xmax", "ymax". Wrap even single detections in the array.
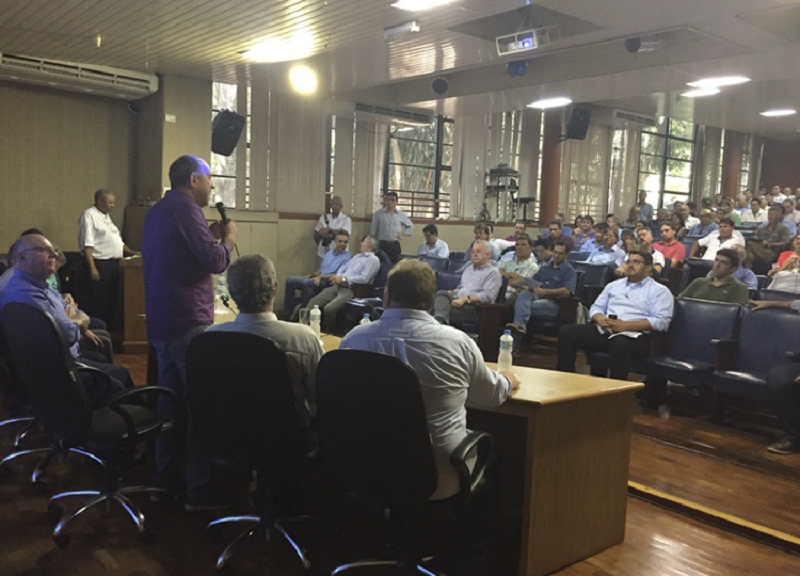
[
  {"xmin": 572, "ymin": 261, "xmax": 614, "ymax": 293},
  {"xmin": 735, "ymin": 307, "xmax": 800, "ymax": 374},
  {"xmin": 668, "ymin": 299, "xmax": 741, "ymax": 363},
  {"xmin": 435, "ymin": 271, "xmax": 461, "ymax": 292},
  {"xmin": 567, "ymin": 251, "xmax": 589, "ymax": 262},
  {"xmin": 753, "ymin": 289, "xmax": 798, "ymax": 302},
  {"xmin": 418, "ymin": 255, "xmax": 449, "ymax": 272},
  {"xmin": 374, "ymin": 250, "xmax": 394, "ymax": 288},
  {"xmin": 449, "ymin": 251, "xmax": 466, "ymax": 262}
]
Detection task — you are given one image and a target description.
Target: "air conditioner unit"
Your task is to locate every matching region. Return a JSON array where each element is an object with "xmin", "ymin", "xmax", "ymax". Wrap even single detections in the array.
[
  {"xmin": 593, "ymin": 106, "xmax": 657, "ymax": 130},
  {"xmin": 0, "ymin": 53, "xmax": 159, "ymax": 100},
  {"xmin": 354, "ymin": 102, "xmax": 434, "ymax": 126}
]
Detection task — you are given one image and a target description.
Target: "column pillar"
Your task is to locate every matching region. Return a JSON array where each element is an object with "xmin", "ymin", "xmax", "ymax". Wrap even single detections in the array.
[
  {"xmin": 721, "ymin": 130, "xmax": 744, "ymax": 199},
  {"xmin": 539, "ymin": 111, "xmax": 563, "ymax": 223}
]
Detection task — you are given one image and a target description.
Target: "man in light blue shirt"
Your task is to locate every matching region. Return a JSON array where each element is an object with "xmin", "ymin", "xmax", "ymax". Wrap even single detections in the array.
[
  {"xmin": 370, "ymin": 191, "xmax": 413, "ymax": 263},
  {"xmin": 306, "ymin": 235, "xmax": 381, "ymax": 332},
  {"xmin": 587, "ymin": 228, "xmax": 626, "ymax": 268},
  {"xmin": 341, "ymin": 259, "xmax": 519, "ymax": 499},
  {"xmin": 283, "ymin": 230, "xmax": 352, "ymax": 320},
  {"xmin": 557, "ymin": 250, "xmax": 673, "ymax": 380},
  {"xmin": 417, "ymin": 223, "xmax": 449, "ymax": 259}
]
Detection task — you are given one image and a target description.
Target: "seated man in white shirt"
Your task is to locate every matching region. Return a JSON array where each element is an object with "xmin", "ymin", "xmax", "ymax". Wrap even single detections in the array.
[
  {"xmin": 341, "ymin": 258, "xmax": 519, "ymax": 500},
  {"xmin": 433, "ymin": 240, "xmax": 502, "ymax": 326},
  {"xmin": 417, "ymin": 223, "xmax": 449, "ymax": 259},
  {"xmin": 307, "ymin": 235, "xmax": 381, "ymax": 332}
]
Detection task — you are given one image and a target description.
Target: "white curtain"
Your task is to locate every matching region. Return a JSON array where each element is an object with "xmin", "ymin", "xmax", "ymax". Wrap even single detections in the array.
[{"xmin": 559, "ymin": 124, "xmax": 613, "ymax": 223}]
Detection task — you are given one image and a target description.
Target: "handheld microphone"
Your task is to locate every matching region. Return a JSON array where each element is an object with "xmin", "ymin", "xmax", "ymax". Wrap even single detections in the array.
[{"xmin": 215, "ymin": 201, "xmax": 228, "ymax": 225}]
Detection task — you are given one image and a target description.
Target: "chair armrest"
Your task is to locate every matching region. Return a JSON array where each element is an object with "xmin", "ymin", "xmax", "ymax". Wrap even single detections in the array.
[
  {"xmin": 476, "ymin": 303, "xmax": 504, "ymax": 361},
  {"xmin": 649, "ymin": 331, "xmax": 669, "ymax": 357},
  {"xmin": 557, "ymin": 297, "xmax": 579, "ymax": 325},
  {"xmin": 785, "ymin": 351, "xmax": 800, "ymax": 362},
  {"xmin": 351, "ymin": 283, "xmax": 375, "ymax": 298},
  {"xmin": 102, "ymin": 386, "xmax": 181, "ymax": 439},
  {"xmin": 710, "ymin": 338, "xmax": 738, "ymax": 370},
  {"xmin": 449, "ymin": 430, "xmax": 496, "ymax": 509}
]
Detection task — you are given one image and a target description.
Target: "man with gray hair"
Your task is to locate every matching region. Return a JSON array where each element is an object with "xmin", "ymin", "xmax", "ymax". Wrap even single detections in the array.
[
  {"xmin": 208, "ymin": 254, "xmax": 323, "ymax": 429},
  {"xmin": 306, "ymin": 235, "xmax": 381, "ymax": 332},
  {"xmin": 78, "ymin": 188, "xmax": 139, "ymax": 326},
  {"xmin": 433, "ymin": 239, "xmax": 502, "ymax": 326}
]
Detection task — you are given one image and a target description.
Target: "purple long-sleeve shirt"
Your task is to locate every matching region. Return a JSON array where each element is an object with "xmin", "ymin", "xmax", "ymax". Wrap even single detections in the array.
[{"xmin": 142, "ymin": 190, "xmax": 231, "ymax": 342}]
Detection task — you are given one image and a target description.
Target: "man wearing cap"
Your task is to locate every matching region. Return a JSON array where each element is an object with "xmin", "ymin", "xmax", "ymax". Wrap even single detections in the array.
[{"xmin": 370, "ymin": 191, "xmax": 413, "ymax": 263}]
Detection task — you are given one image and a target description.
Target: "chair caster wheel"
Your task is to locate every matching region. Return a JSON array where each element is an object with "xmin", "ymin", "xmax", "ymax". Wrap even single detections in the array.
[
  {"xmin": 53, "ymin": 533, "xmax": 70, "ymax": 548},
  {"xmin": 47, "ymin": 503, "xmax": 63, "ymax": 523},
  {"xmin": 32, "ymin": 480, "xmax": 48, "ymax": 495},
  {"xmin": 140, "ymin": 530, "xmax": 157, "ymax": 544}
]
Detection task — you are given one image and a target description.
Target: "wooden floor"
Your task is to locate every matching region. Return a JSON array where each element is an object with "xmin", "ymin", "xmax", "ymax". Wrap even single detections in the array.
[{"xmin": 0, "ymin": 347, "xmax": 798, "ymax": 576}]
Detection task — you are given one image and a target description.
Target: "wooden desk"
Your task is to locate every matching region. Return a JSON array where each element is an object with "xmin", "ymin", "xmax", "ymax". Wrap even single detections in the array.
[
  {"xmin": 320, "ymin": 334, "xmax": 341, "ymax": 352},
  {"xmin": 473, "ymin": 365, "xmax": 642, "ymax": 576},
  {"xmin": 120, "ymin": 257, "xmax": 147, "ymax": 353}
]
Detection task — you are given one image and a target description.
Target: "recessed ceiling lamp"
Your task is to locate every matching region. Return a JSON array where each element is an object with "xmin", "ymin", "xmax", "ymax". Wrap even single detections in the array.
[
  {"xmin": 680, "ymin": 88, "xmax": 720, "ymax": 98},
  {"xmin": 760, "ymin": 109, "xmax": 796, "ymax": 117},
  {"xmin": 527, "ymin": 97, "xmax": 572, "ymax": 109},
  {"xmin": 686, "ymin": 76, "xmax": 750, "ymax": 88},
  {"xmin": 289, "ymin": 65, "xmax": 318, "ymax": 95},
  {"xmin": 242, "ymin": 31, "xmax": 314, "ymax": 63},
  {"xmin": 392, "ymin": 0, "xmax": 454, "ymax": 11}
]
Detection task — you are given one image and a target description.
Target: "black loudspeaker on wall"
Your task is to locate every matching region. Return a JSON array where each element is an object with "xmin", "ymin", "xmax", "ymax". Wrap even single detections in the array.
[
  {"xmin": 565, "ymin": 106, "xmax": 591, "ymax": 140},
  {"xmin": 211, "ymin": 109, "xmax": 246, "ymax": 156}
]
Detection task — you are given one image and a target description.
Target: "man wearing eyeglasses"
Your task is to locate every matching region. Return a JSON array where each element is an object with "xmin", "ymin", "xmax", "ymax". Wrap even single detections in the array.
[
  {"xmin": 0, "ymin": 233, "xmax": 133, "ymax": 405},
  {"xmin": 556, "ymin": 250, "xmax": 674, "ymax": 381}
]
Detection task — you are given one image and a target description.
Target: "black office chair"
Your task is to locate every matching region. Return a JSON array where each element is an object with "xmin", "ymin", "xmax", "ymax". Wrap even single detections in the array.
[
  {"xmin": 186, "ymin": 331, "xmax": 317, "ymax": 572},
  {"xmin": 643, "ymin": 298, "xmax": 742, "ymax": 407},
  {"xmin": 0, "ymin": 341, "xmax": 88, "ymax": 492},
  {"xmin": 316, "ymin": 349, "xmax": 496, "ymax": 576},
  {"xmin": 1, "ymin": 302, "xmax": 176, "ymax": 547}
]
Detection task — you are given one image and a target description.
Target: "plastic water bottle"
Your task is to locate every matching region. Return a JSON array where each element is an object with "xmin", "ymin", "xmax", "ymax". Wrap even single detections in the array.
[
  {"xmin": 309, "ymin": 305, "xmax": 321, "ymax": 337},
  {"xmin": 359, "ymin": 313, "xmax": 371, "ymax": 326},
  {"xmin": 498, "ymin": 330, "xmax": 514, "ymax": 372}
]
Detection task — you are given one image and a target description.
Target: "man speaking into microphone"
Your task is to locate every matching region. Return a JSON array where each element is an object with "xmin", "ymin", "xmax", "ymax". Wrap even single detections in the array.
[{"xmin": 142, "ymin": 154, "xmax": 238, "ymax": 511}]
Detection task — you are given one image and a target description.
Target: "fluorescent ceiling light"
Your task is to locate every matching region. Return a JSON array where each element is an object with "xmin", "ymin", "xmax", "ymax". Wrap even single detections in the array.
[
  {"xmin": 392, "ymin": 0, "xmax": 454, "ymax": 11},
  {"xmin": 242, "ymin": 31, "xmax": 314, "ymax": 63},
  {"xmin": 527, "ymin": 97, "xmax": 572, "ymax": 109},
  {"xmin": 384, "ymin": 20, "xmax": 420, "ymax": 40},
  {"xmin": 289, "ymin": 65, "xmax": 318, "ymax": 95},
  {"xmin": 680, "ymin": 88, "xmax": 720, "ymax": 98},
  {"xmin": 760, "ymin": 109, "xmax": 796, "ymax": 117},
  {"xmin": 686, "ymin": 75, "xmax": 750, "ymax": 88}
]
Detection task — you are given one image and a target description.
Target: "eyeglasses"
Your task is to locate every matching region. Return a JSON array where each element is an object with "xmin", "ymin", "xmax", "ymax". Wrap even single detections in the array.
[
  {"xmin": 627, "ymin": 259, "xmax": 646, "ymax": 265},
  {"xmin": 21, "ymin": 246, "xmax": 57, "ymax": 258}
]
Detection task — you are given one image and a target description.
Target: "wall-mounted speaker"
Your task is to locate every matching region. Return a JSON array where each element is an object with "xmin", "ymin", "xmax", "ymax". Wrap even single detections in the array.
[
  {"xmin": 565, "ymin": 106, "xmax": 591, "ymax": 140},
  {"xmin": 211, "ymin": 109, "xmax": 246, "ymax": 156},
  {"xmin": 431, "ymin": 77, "xmax": 449, "ymax": 96}
]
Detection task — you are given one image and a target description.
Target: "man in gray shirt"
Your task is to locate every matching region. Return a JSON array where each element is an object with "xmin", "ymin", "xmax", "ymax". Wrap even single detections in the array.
[{"xmin": 369, "ymin": 191, "xmax": 413, "ymax": 263}]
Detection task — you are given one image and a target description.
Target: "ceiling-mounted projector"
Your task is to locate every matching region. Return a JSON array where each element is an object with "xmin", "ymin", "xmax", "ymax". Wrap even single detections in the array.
[{"xmin": 496, "ymin": 27, "xmax": 553, "ymax": 57}]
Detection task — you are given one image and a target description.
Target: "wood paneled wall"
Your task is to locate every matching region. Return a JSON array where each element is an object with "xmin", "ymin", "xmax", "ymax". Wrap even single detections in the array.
[{"xmin": 0, "ymin": 81, "xmax": 136, "ymax": 252}]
